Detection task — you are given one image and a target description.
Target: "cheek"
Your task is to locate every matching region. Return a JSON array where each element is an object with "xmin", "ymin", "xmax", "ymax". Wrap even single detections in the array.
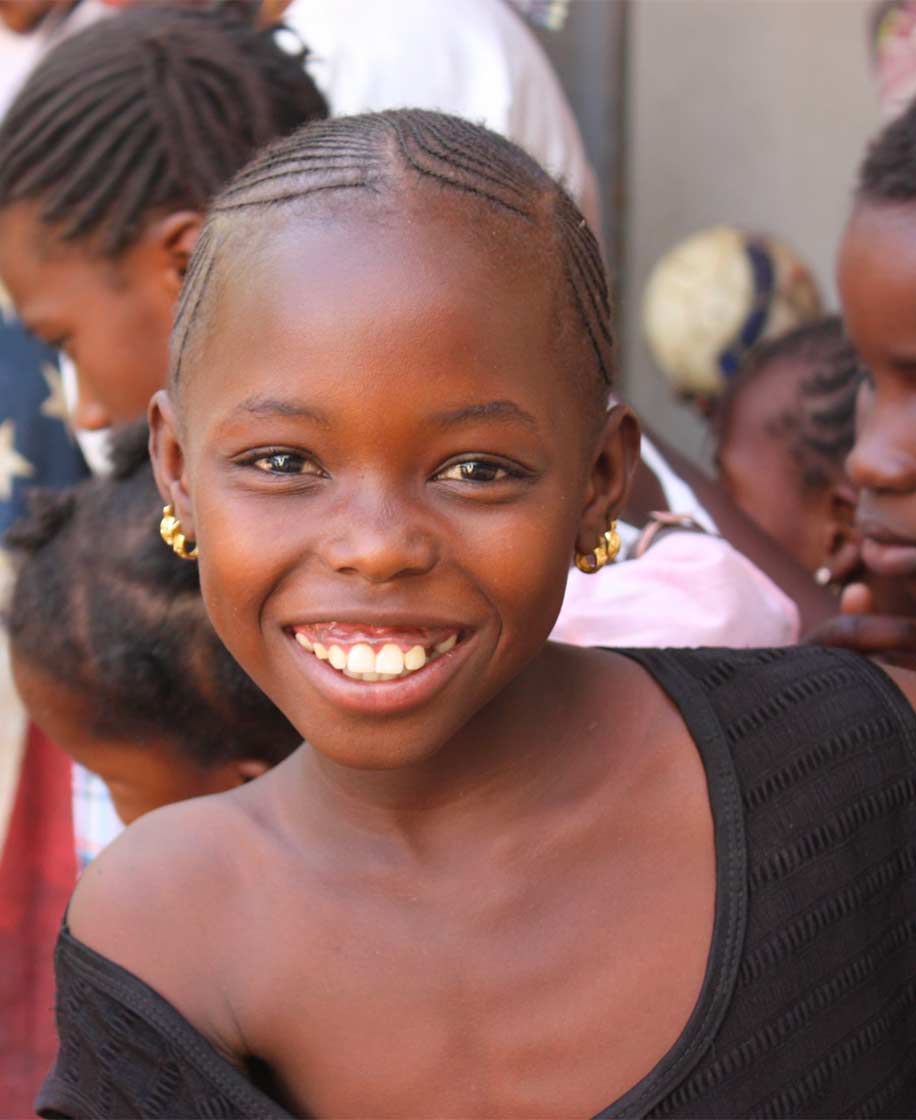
[{"xmin": 74, "ymin": 295, "xmax": 171, "ymax": 420}]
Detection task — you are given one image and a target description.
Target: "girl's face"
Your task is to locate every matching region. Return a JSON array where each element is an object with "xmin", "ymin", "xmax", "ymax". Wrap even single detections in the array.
[
  {"xmin": 838, "ymin": 203, "xmax": 916, "ymax": 596},
  {"xmin": 153, "ymin": 202, "xmax": 635, "ymax": 771},
  {"xmin": 0, "ymin": 201, "xmax": 197, "ymax": 431}
]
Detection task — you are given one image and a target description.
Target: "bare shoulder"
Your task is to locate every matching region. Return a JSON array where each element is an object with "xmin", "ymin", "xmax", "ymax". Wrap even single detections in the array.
[{"xmin": 68, "ymin": 790, "xmax": 260, "ymax": 989}]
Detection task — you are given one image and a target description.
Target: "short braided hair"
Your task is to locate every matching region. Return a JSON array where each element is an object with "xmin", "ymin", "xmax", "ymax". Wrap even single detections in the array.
[
  {"xmin": 858, "ymin": 92, "xmax": 916, "ymax": 203},
  {"xmin": 4, "ymin": 422, "xmax": 301, "ymax": 768},
  {"xmin": 172, "ymin": 110, "xmax": 614, "ymax": 398},
  {"xmin": 715, "ymin": 316, "xmax": 862, "ymax": 491},
  {"xmin": 0, "ymin": 4, "xmax": 327, "ymax": 256}
]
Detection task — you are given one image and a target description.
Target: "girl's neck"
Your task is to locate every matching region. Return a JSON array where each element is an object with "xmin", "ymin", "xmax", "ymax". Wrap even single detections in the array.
[{"xmin": 288, "ymin": 643, "xmax": 600, "ymax": 855}]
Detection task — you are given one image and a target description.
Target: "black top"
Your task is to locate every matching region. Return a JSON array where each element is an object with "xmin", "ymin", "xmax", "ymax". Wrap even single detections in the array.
[{"xmin": 37, "ymin": 647, "xmax": 916, "ymax": 1119}]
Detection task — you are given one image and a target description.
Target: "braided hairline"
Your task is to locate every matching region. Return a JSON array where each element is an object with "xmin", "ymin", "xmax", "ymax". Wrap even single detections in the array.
[
  {"xmin": 0, "ymin": 6, "xmax": 328, "ymax": 257},
  {"xmin": 172, "ymin": 110, "xmax": 614, "ymax": 391}
]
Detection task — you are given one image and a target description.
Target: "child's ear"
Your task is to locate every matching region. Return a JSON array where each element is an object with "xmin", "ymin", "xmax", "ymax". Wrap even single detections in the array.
[
  {"xmin": 234, "ymin": 759, "xmax": 271, "ymax": 784},
  {"xmin": 149, "ymin": 389, "xmax": 194, "ymax": 537},
  {"xmin": 824, "ymin": 477, "xmax": 859, "ymax": 566},
  {"xmin": 575, "ymin": 403, "xmax": 641, "ymax": 558},
  {"xmin": 149, "ymin": 210, "xmax": 203, "ymax": 296}
]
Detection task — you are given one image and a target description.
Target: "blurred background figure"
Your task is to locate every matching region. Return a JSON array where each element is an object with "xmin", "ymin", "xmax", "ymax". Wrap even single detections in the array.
[
  {"xmin": 871, "ymin": 0, "xmax": 916, "ymax": 121},
  {"xmin": 281, "ymin": 0, "xmax": 601, "ymax": 229},
  {"xmin": 0, "ymin": 0, "xmax": 111, "ymax": 117},
  {"xmin": 714, "ymin": 317, "xmax": 861, "ymax": 576},
  {"xmin": 642, "ymin": 225, "xmax": 823, "ymax": 419},
  {"xmin": 6, "ymin": 424, "xmax": 303, "ymax": 826}
]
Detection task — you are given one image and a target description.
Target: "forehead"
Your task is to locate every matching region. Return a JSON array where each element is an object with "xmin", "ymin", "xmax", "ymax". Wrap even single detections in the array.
[
  {"xmin": 839, "ymin": 203, "xmax": 916, "ymax": 340},
  {"xmin": 728, "ymin": 358, "xmax": 804, "ymax": 430},
  {"xmin": 182, "ymin": 200, "xmax": 570, "ymax": 423}
]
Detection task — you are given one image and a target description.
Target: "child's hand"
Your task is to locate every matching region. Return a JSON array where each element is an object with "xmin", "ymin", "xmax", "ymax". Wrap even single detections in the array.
[{"xmin": 805, "ymin": 581, "xmax": 916, "ymax": 668}]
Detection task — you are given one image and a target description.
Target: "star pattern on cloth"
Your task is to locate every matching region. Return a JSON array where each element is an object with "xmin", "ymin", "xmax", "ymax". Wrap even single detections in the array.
[
  {"xmin": 40, "ymin": 362, "xmax": 70, "ymax": 426},
  {"xmin": 0, "ymin": 419, "xmax": 35, "ymax": 502}
]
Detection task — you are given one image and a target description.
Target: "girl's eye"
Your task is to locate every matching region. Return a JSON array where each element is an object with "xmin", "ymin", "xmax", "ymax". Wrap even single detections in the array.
[
  {"xmin": 436, "ymin": 459, "xmax": 514, "ymax": 483},
  {"xmin": 249, "ymin": 451, "xmax": 323, "ymax": 476}
]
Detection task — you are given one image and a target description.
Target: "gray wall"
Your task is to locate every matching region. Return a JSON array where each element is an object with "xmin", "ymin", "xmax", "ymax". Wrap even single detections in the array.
[{"xmin": 622, "ymin": 0, "xmax": 879, "ymax": 463}]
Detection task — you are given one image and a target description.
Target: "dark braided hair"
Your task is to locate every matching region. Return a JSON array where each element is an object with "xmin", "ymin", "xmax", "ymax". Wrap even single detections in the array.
[
  {"xmin": 0, "ymin": 4, "xmax": 327, "ymax": 256},
  {"xmin": 715, "ymin": 316, "xmax": 863, "ymax": 492},
  {"xmin": 172, "ymin": 110, "xmax": 614, "ymax": 401},
  {"xmin": 4, "ymin": 421, "xmax": 301, "ymax": 768},
  {"xmin": 858, "ymin": 92, "xmax": 916, "ymax": 203}
]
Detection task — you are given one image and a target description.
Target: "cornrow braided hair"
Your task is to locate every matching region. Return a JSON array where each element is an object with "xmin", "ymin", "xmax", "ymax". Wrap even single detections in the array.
[
  {"xmin": 4, "ymin": 421, "xmax": 301, "ymax": 768},
  {"xmin": 858, "ymin": 89, "xmax": 916, "ymax": 204},
  {"xmin": 0, "ymin": 4, "xmax": 327, "ymax": 255},
  {"xmin": 715, "ymin": 316, "xmax": 863, "ymax": 491},
  {"xmin": 172, "ymin": 109, "xmax": 614, "ymax": 395}
]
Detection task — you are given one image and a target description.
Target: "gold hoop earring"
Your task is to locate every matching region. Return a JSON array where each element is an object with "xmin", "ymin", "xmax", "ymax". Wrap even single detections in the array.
[
  {"xmin": 159, "ymin": 503, "xmax": 198, "ymax": 561},
  {"xmin": 575, "ymin": 520, "xmax": 621, "ymax": 574}
]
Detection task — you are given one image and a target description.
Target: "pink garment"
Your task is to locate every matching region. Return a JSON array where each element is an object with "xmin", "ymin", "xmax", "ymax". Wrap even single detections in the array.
[{"xmin": 550, "ymin": 530, "xmax": 800, "ymax": 648}]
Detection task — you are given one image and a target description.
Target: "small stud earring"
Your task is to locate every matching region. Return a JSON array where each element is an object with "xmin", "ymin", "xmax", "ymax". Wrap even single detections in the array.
[
  {"xmin": 575, "ymin": 520, "xmax": 621, "ymax": 574},
  {"xmin": 159, "ymin": 503, "xmax": 198, "ymax": 561}
]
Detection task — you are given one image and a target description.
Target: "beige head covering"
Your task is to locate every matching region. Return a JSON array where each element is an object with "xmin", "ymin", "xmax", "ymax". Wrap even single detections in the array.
[{"xmin": 642, "ymin": 226, "xmax": 822, "ymax": 401}]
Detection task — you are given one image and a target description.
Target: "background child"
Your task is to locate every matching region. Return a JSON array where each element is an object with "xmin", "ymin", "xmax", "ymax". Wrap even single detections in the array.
[
  {"xmin": 809, "ymin": 92, "xmax": 916, "ymax": 662},
  {"xmin": 37, "ymin": 111, "xmax": 916, "ymax": 1120},
  {"xmin": 714, "ymin": 316, "xmax": 861, "ymax": 576},
  {"xmin": 0, "ymin": 3, "xmax": 327, "ymax": 437},
  {"xmin": 5, "ymin": 423, "xmax": 302, "ymax": 825}
]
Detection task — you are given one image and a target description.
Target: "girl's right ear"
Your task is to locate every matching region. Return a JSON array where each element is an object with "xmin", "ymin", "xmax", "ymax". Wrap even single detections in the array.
[{"xmin": 148, "ymin": 390, "xmax": 195, "ymax": 539}]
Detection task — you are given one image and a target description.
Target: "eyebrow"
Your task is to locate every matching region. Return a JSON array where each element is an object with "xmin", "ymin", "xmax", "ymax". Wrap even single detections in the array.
[
  {"xmin": 231, "ymin": 394, "xmax": 332, "ymax": 427},
  {"xmin": 430, "ymin": 399, "xmax": 539, "ymax": 431}
]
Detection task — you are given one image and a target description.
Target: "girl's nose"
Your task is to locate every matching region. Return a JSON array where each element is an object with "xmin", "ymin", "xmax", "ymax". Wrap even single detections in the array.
[
  {"xmin": 321, "ymin": 493, "xmax": 438, "ymax": 584},
  {"xmin": 846, "ymin": 405, "xmax": 916, "ymax": 494}
]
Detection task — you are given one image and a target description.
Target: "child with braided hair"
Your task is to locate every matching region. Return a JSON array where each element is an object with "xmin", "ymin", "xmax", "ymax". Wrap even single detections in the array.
[
  {"xmin": 5, "ymin": 423, "xmax": 303, "ymax": 826},
  {"xmin": 33, "ymin": 109, "xmax": 916, "ymax": 1119},
  {"xmin": 0, "ymin": 2, "xmax": 327, "ymax": 437}
]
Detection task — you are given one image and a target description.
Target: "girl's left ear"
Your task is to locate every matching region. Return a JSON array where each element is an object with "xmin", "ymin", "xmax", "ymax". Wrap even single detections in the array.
[
  {"xmin": 575, "ymin": 403, "xmax": 641, "ymax": 556},
  {"xmin": 149, "ymin": 210, "xmax": 203, "ymax": 296}
]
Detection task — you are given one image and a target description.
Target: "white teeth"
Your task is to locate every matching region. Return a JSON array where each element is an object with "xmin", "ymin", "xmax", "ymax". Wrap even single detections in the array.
[
  {"xmin": 299, "ymin": 632, "xmax": 455, "ymax": 681},
  {"xmin": 347, "ymin": 643, "xmax": 376, "ymax": 674},
  {"xmin": 344, "ymin": 669, "xmax": 384, "ymax": 682},
  {"xmin": 375, "ymin": 643, "xmax": 405, "ymax": 675}
]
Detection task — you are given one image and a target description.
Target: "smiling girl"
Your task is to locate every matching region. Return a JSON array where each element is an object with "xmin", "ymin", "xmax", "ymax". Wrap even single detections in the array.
[{"xmin": 40, "ymin": 112, "xmax": 916, "ymax": 1119}]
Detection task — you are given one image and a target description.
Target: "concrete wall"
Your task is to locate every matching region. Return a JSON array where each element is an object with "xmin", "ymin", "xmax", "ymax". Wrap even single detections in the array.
[{"xmin": 622, "ymin": 0, "xmax": 880, "ymax": 462}]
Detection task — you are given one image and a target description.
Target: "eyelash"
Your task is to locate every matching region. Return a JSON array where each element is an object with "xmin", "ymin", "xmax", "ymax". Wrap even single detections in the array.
[
  {"xmin": 433, "ymin": 458, "xmax": 527, "ymax": 484},
  {"xmin": 245, "ymin": 450, "xmax": 324, "ymax": 476}
]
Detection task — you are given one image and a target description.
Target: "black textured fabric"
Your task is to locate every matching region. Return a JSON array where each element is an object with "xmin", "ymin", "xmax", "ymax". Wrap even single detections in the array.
[{"xmin": 37, "ymin": 647, "xmax": 916, "ymax": 1119}]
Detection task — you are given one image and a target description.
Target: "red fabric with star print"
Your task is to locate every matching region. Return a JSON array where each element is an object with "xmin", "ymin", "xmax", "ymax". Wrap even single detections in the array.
[{"xmin": 0, "ymin": 724, "xmax": 75, "ymax": 1119}]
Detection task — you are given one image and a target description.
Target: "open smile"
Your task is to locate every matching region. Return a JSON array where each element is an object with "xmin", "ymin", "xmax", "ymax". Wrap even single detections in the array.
[
  {"xmin": 293, "ymin": 623, "xmax": 460, "ymax": 681},
  {"xmin": 288, "ymin": 622, "xmax": 470, "ymax": 714}
]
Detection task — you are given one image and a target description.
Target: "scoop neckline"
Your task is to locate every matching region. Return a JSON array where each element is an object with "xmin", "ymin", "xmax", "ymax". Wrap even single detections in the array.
[
  {"xmin": 590, "ymin": 648, "xmax": 748, "ymax": 1118},
  {"xmin": 60, "ymin": 648, "xmax": 747, "ymax": 1120}
]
